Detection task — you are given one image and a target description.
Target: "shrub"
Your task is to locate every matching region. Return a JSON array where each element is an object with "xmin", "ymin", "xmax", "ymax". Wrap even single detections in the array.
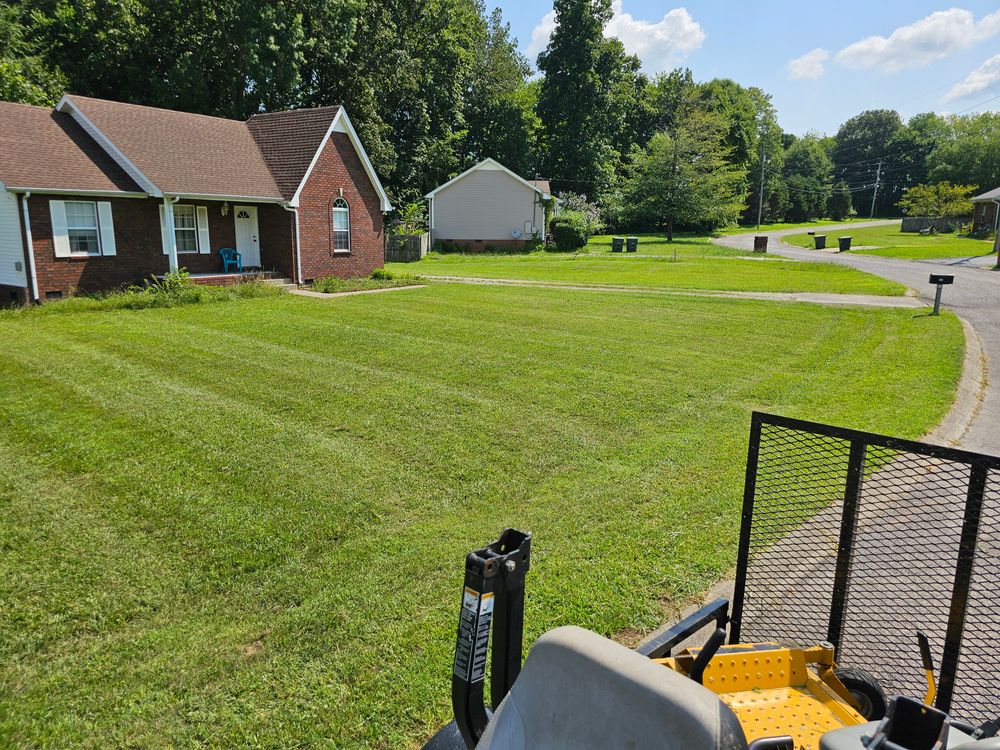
[
  {"xmin": 556, "ymin": 192, "xmax": 603, "ymax": 234},
  {"xmin": 550, "ymin": 211, "xmax": 589, "ymax": 251},
  {"xmin": 370, "ymin": 268, "xmax": 394, "ymax": 280}
]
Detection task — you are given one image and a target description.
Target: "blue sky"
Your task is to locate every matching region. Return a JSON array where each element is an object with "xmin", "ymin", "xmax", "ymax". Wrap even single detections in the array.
[{"xmin": 492, "ymin": 1, "xmax": 1000, "ymax": 135}]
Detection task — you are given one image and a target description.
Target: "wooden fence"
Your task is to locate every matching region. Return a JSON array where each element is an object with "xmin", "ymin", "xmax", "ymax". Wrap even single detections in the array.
[{"xmin": 385, "ymin": 233, "xmax": 430, "ymax": 262}]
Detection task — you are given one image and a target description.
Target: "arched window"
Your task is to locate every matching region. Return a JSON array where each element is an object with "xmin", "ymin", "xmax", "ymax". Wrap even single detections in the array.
[{"xmin": 332, "ymin": 198, "xmax": 350, "ymax": 252}]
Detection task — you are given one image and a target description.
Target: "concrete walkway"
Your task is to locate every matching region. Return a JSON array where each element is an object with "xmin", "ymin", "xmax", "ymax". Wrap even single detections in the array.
[
  {"xmin": 714, "ymin": 222, "xmax": 1000, "ymax": 455},
  {"xmin": 289, "ymin": 284, "xmax": 426, "ymax": 299},
  {"xmin": 422, "ymin": 274, "xmax": 924, "ymax": 309}
]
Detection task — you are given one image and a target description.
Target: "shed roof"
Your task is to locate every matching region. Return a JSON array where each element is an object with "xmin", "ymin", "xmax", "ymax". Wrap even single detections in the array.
[{"xmin": 972, "ymin": 187, "xmax": 1000, "ymax": 202}]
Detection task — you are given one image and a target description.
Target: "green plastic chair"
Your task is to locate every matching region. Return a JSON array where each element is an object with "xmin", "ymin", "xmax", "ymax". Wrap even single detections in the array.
[{"xmin": 219, "ymin": 247, "xmax": 242, "ymax": 273}]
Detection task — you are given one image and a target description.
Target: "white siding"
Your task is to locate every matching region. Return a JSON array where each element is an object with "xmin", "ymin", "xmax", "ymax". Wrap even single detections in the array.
[
  {"xmin": 432, "ymin": 169, "xmax": 542, "ymax": 242},
  {"xmin": 0, "ymin": 190, "xmax": 26, "ymax": 287}
]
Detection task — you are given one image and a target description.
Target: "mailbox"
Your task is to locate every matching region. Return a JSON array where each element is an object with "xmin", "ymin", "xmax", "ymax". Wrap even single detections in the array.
[{"xmin": 929, "ymin": 274, "xmax": 954, "ymax": 285}]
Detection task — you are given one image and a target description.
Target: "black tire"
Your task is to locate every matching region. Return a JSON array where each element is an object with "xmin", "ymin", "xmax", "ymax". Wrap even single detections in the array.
[{"xmin": 834, "ymin": 666, "xmax": 888, "ymax": 720}]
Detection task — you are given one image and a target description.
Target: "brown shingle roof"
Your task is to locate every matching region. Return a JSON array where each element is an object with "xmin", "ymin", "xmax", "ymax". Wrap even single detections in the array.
[
  {"xmin": 529, "ymin": 179, "xmax": 552, "ymax": 196},
  {"xmin": 0, "ymin": 101, "xmax": 141, "ymax": 193},
  {"xmin": 247, "ymin": 106, "xmax": 341, "ymax": 200},
  {"xmin": 67, "ymin": 95, "xmax": 282, "ymax": 199}
]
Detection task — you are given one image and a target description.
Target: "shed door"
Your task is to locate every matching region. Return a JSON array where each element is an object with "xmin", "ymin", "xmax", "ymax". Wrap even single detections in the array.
[{"xmin": 234, "ymin": 206, "xmax": 260, "ymax": 267}]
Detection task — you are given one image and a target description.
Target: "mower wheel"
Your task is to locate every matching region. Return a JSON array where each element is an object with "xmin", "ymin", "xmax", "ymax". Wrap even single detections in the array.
[{"xmin": 834, "ymin": 667, "xmax": 887, "ymax": 720}]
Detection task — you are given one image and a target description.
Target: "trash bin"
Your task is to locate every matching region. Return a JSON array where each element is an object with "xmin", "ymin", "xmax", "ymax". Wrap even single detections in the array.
[
  {"xmin": 814, "ymin": 235, "xmax": 827, "ymax": 250},
  {"xmin": 838, "ymin": 236, "xmax": 852, "ymax": 252},
  {"xmin": 626, "ymin": 237, "xmax": 639, "ymax": 253},
  {"xmin": 611, "ymin": 237, "xmax": 625, "ymax": 253},
  {"xmin": 807, "ymin": 230, "xmax": 816, "ymax": 236},
  {"xmin": 753, "ymin": 235, "xmax": 768, "ymax": 252}
]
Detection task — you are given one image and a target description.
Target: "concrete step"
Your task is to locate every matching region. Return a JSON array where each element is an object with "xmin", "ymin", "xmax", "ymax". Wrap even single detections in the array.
[{"xmin": 262, "ymin": 277, "xmax": 293, "ymax": 286}]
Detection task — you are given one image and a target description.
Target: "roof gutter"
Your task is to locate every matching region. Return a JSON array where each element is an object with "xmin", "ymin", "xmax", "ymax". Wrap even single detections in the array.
[
  {"xmin": 20, "ymin": 192, "xmax": 39, "ymax": 304},
  {"xmin": 282, "ymin": 203, "xmax": 302, "ymax": 286},
  {"xmin": 7, "ymin": 187, "xmax": 147, "ymax": 198}
]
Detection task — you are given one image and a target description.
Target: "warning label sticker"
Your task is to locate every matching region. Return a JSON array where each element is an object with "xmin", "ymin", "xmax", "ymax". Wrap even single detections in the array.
[{"xmin": 453, "ymin": 587, "xmax": 494, "ymax": 682}]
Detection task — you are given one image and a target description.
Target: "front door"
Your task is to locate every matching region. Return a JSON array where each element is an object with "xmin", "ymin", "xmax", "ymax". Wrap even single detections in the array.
[{"xmin": 233, "ymin": 205, "xmax": 261, "ymax": 267}]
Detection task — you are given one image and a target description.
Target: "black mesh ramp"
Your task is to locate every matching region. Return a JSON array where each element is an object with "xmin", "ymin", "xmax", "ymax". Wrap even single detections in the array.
[{"xmin": 730, "ymin": 412, "xmax": 1000, "ymax": 725}]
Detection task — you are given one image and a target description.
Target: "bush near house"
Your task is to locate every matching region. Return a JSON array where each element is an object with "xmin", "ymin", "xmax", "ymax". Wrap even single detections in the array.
[{"xmin": 550, "ymin": 210, "xmax": 589, "ymax": 251}]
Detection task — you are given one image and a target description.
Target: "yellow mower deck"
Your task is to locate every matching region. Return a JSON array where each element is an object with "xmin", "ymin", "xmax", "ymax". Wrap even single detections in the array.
[{"xmin": 654, "ymin": 643, "xmax": 866, "ymax": 750}]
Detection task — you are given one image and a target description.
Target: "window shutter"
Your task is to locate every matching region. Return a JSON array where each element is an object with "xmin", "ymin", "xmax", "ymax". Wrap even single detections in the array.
[
  {"xmin": 49, "ymin": 200, "xmax": 71, "ymax": 258},
  {"xmin": 97, "ymin": 202, "xmax": 116, "ymax": 256},
  {"xmin": 196, "ymin": 206, "xmax": 211, "ymax": 254},
  {"xmin": 159, "ymin": 205, "xmax": 170, "ymax": 255}
]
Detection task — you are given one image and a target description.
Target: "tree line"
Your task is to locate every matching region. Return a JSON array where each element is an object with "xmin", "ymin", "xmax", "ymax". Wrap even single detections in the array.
[{"xmin": 2, "ymin": 0, "xmax": 998, "ymax": 231}]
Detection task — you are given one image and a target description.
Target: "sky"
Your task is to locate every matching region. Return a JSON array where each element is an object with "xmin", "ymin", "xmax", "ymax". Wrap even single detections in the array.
[{"xmin": 491, "ymin": 0, "xmax": 1000, "ymax": 135}]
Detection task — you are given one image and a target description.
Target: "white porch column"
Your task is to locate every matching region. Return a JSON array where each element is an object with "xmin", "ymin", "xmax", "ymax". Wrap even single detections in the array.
[{"xmin": 164, "ymin": 196, "xmax": 179, "ymax": 272}]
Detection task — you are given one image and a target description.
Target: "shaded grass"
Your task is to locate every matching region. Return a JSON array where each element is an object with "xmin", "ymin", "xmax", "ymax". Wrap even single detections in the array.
[
  {"xmin": 0, "ymin": 285, "xmax": 963, "ymax": 747},
  {"xmin": 785, "ymin": 225, "xmax": 995, "ymax": 260}
]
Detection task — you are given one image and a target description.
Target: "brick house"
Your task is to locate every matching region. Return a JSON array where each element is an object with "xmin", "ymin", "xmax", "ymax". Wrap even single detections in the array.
[
  {"xmin": 971, "ymin": 187, "xmax": 999, "ymax": 234},
  {"xmin": 0, "ymin": 94, "xmax": 392, "ymax": 303}
]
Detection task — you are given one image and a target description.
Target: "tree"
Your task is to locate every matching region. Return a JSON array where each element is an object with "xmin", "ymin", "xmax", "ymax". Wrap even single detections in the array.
[
  {"xmin": 462, "ymin": 6, "xmax": 537, "ymax": 174},
  {"xmin": 624, "ymin": 109, "xmax": 746, "ymax": 239},
  {"xmin": 832, "ymin": 109, "xmax": 905, "ymax": 216},
  {"xmin": 537, "ymin": 0, "xmax": 616, "ymax": 200},
  {"xmin": 928, "ymin": 112, "xmax": 1000, "ymax": 190},
  {"xmin": 744, "ymin": 86, "xmax": 785, "ymax": 224},
  {"xmin": 0, "ymin": 3, "xmax": 66, "ymax": 105},
  {"xmin": 783, "ymin": 136, "xmax": 832, "ymax": 221},
  {"xmin": 827, "ymin": 181, "xmax": 853, "ymax": 221},
  {"xmin": 897, "ymin": 182, "xmax": 977, "ymax": 219}
]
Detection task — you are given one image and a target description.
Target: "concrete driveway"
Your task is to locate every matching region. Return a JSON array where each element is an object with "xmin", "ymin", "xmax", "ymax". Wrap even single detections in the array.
[{"xmin": 715, "ymin": 222, "xmax": 1000, "ymax": 455}]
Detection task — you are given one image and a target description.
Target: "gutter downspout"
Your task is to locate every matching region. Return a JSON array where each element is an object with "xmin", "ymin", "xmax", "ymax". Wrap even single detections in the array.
[
  {"xmin": 20, "ymin": 192, "xmax": 39, "ymax": 303},
  {"xmin": 282, "ymin": 203, "xmax": 302, "ymax": 286}
]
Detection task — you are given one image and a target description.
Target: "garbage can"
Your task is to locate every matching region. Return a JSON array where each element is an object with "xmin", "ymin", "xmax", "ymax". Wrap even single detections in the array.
[
  {"xmin": 807, "ymin": 230, "xmax": 816, "ymax": 236},
  {"xmin": 814, "ymin": 235, "xmax": 827, "ymax": 250},
  {"xmin": 838, "ymin": 236, "xmax": 852, "ymax": 252},
  {"xmin": 611, "ymin": 237, "xmax": 625, "ymax": 253},
  {"xmin": 626, "ymin": 236, "xmax": 639, "ymax": 253},
  {"xmin": 753, "ymin": 235, "xmax": 768, "ymax": 253}
]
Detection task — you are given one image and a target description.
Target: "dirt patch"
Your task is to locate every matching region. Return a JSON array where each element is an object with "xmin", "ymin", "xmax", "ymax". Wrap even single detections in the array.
[{"xmin": 242, "ymin": 628, "xmax": 272, "ymax": 658}]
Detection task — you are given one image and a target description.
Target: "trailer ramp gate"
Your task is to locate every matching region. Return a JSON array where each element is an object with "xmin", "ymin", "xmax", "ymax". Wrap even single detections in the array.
[{"xmin": 730, "ymin": 412, "xmax": 1000, "ymax": 726}]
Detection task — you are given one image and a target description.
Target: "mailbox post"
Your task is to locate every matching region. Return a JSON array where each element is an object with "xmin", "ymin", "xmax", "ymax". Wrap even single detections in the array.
[{"xmin": 929, "ymin": 273, "xmax": 954, "ymax": 315}]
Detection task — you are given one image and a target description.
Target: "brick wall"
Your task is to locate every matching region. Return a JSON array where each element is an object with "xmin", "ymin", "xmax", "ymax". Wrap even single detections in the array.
[
  {"xmin": 297, "ymin": 132, "xmax": 384, "ymax": 282},
  {"xmin": 25, "ymin": 194, "xmax": 293, "ymax": 297}
]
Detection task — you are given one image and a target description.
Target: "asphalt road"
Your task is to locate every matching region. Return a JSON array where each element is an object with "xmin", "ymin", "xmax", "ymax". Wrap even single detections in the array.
[{"xmin": 716, "ymin": 222, "xmax": 1000, "ymax": 455}]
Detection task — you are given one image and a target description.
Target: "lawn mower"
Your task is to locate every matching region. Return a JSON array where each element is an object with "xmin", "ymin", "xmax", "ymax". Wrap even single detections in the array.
[{"xmin": 422, "ymin": 528, "xmax": 999, "ymax": 750}]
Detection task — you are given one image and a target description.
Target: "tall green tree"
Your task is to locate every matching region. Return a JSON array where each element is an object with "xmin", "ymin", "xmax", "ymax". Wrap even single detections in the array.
[
  {"xmin": 462, "ymin": 6, "xmax": 537, "ymax": 174},
  {"xmin": 624, "ymin": 109, "xmax": 746, "ymax": 239},
  {"xmin": 536, "ymin": 0, "xmax": 615, "ymax": 199},
  {"xmin": 897, "ymin": 182, "xmax": 977, "ymax": 219},
  {"xmin": 832, "ymin": 109, "xmax": 904, "ymax": 216},
  {"xmin": 783, "ymin": 135, "xmax": 832, "ymax": 221},
  {"xmin": 0, "ymin": 2, "xmax": 66, "ymax": 105},
  {"xmin": 928, "ymin": 112, "xmax": 1000, "ymax": 190}
]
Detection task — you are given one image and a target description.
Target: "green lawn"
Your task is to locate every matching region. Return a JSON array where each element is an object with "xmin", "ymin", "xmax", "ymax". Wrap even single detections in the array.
[
  {"xmin": 785, "ymin": 224, "xmax": 995, "ymax": 260},
  {"xmin": 391, "ymin": 233, "xmax": 906, "ymax": 296},
  {"xmin": 0, "ymin": 287, "xmax": 963, "ymax": 747}
]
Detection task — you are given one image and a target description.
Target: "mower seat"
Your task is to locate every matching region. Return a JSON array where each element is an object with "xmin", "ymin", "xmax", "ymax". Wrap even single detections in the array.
[{"xmin": 476, "ymin": 626, "xmax": 748, "ymax": 750}]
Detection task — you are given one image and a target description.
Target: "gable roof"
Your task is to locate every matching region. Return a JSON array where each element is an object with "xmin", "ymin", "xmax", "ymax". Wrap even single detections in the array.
[
  {"xmin": 59, "ymin": 94, "xmax": 283, "ymax": 200},
  {"xmin": 247, "ymin": 106, "xmax": 341, "ymax": 200},
  {"xmin": 0, "ymin": 101, "xmax": 142, "ymax": 194},
  {"xmin": 529, "ymin": 179, "xmax": 552, "ymax": 195},
  {"xmin": 972, "ymin": 187, "xmax": 1000, "ymax": 202},
  {"xmin": 426, "ymin": 158, "xmax": 553, "ymax": 200}
]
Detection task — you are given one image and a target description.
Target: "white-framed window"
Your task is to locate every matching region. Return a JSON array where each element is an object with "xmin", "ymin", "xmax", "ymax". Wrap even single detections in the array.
[
  {"xmin": 332, "ymin": 197, "xmax": 350, "ymax": 252},
  {"xmin": 173, "ymin": 205, "xmax": 199, "ymax": 253},
  {"xmin": 65, "ymin": 201, "xmax": 101, "ymax": 256}
]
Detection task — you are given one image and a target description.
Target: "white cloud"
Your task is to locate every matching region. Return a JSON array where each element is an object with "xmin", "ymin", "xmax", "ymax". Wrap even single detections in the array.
[
  {"xmin": 945, "ymin": 53, "xmax": 1000, "ymax": 101},
  {"xmin": 786, "ymin": 48, "xmax": 830, "ymax": 80},
  {"xmin": 525, "ymin": 2, "xmax": 706, "ymax": 72},
  {"xmin": 835, "ymin": 8, "xmax": 1000, "ymax": 73}
]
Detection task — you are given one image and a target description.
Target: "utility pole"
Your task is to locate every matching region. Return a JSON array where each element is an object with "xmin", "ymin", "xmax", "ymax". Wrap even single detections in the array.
[
  {"xmin": 869, "ymin": 160, "xmax": 882, "ymax": 218},
  {"xmin": 756, "ymin": 142, "xmax": 767, "ymax": 229}
]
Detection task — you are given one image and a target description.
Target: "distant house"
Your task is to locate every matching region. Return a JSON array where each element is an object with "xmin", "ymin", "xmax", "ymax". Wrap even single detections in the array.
[
  {"xmin": 426, "ymin": 159, "xmax": 555, "ymax": 250},
  {"xmin": 0, "ymin": 94, "xmax": 392, "ymax": 303},
  {"xmin": 972, "ymin": 187, "xmax": 1000, "ymax": 233}
]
